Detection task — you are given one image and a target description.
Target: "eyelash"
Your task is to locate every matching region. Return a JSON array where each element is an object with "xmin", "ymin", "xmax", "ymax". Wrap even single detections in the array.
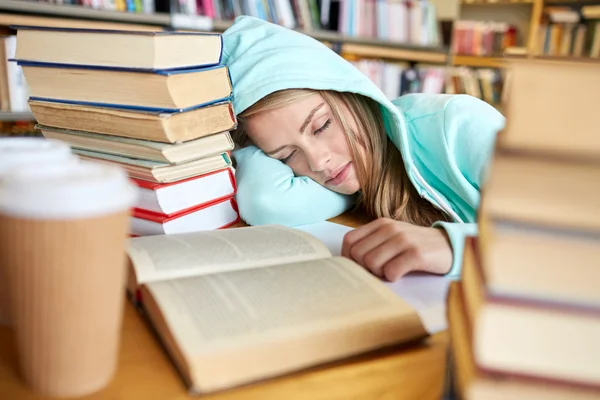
[
  {"xmin": 314, "ymin": 118, "xmax": 332, "ymax": 136},
  {"xmin": 281, "ymin": 151, "xmax": 296, "ymax": 164},
  {"xmin": 281, "ymin": 118, "xmax": 332, "ymax": 164}
]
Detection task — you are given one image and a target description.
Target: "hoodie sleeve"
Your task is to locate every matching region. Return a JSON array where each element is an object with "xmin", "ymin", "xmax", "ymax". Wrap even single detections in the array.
[
  {"xmin": 232, "ymin": 146, "xmax": 356, "ymax": 226},
  {"xmin": 433, "ymin": 95, "xmax": 506, "ymax": 278},
  {"xmin": 432, "ymin": 221, "xmax": 478, "ymax": 279}
]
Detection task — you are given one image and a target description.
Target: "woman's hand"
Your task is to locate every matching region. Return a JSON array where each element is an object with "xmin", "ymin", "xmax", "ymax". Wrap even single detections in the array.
[{"xmin": 341, "ymin": 218, "xmax": 453, "ymax": 282}]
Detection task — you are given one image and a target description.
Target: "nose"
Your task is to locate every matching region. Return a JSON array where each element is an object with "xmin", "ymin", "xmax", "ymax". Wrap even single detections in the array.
[{"xmin": 305, "ymin": 145, "xmax": 331, "ymax": 173}]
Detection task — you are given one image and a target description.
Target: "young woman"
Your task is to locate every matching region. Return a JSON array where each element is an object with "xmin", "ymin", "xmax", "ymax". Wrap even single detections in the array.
[{"xmin": 222, "ymin": 16, "xmax": 506, "ymax": 281}]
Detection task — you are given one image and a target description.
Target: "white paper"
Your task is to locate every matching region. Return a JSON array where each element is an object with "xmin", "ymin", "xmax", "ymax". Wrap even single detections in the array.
[
  {"xmin": 385, "ymin": 275, "xmax": 451, "ymax": 334},
  {"xmin": 293, "ymin": 221, "xmax": 452, "ymax": 334},
  {"xmin": 294, "ymin": 221, "xmax": 354, "ymax": 256}
]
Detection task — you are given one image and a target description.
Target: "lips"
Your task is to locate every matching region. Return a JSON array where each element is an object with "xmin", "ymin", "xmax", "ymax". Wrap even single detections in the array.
[{"xmin": 326, "ymin": 162, "xmax": 351, "ymax": 186}]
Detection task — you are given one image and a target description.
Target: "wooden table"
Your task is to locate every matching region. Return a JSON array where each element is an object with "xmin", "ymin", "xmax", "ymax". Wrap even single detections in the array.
[{"xmin": 0, "ymin": 210, "xmax": 450, "ymax": 400}]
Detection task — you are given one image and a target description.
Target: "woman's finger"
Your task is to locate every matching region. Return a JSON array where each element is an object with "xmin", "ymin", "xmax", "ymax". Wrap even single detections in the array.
[{"xmin": 341, "ymin": 218, "xmax": 392, "ymax": 258}]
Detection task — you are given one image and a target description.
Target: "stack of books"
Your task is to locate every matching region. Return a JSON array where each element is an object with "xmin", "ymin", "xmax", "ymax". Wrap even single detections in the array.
[
  {"xmin": 13, "ymin": 26, "xmax": 240, "ymax": 236},
  {"xmin": 447, "ymin": 58, "xmax": 600, "ymax": 399}
]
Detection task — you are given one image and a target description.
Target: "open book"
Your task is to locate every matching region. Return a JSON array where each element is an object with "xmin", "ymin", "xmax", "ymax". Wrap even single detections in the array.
[{"xmin": 126, "ymin": 225, "xmax": 428, "ymax": 394}]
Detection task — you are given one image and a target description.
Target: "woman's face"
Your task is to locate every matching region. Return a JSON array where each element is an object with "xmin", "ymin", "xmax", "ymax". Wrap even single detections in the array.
[{"xmin": 245, "ymin": 94, "xmax": 361, "ymax": 195}]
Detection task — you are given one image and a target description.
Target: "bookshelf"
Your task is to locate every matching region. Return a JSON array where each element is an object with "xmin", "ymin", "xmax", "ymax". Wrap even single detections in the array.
[
  {"xmin": 0, "ymin": 1, "xmax": 449, "ymax": 65},
  {"xmin": 0, "ymin": 0, "xmax": 595, "ymax": 126},
  {"xmin": 456, "ymin": 0, "xmax": 600, "ymax": 59},
  {"xmin": 0, "ymin": 0, "xmax": 514, "ymax": 122},
  {"xmin": 456, "ymin": 0, "xmax": 542, "ymax": 59},
  {"xmin": 0, "ymin": 0, "xmax": 168, "ymax": 27},
  {"xmin": 209, "ymin": 19, "xmax": 449, "ymax": 64}
]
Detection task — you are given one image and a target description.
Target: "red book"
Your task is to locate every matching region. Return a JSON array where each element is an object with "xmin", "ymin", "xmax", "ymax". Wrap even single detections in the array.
[
  {"xmin": 132, "ymin": 167, "xmax": 236, "ymax": 216},
  {"xmin": 131, "ymin": 196, "xmax": 240, "ymax": 236}
]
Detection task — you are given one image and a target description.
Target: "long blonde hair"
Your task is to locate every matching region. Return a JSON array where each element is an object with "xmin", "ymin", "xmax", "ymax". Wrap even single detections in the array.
[{"xmin": 233, "ymin": 89, "xmax": 451, "ymax": 226}]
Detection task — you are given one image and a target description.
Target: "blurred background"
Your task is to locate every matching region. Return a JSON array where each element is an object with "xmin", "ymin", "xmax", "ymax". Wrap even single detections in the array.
[{"xmin": 1, "ymin": 0, "xmax": 598, "ymax": 138}]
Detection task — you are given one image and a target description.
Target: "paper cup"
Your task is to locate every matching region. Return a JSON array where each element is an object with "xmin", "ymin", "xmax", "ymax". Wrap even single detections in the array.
[
  {"xmin": 0, "ymin": 160, "xmax": 137, "ymax": 398},
  {"xmin": 0, "ymin": 137, "xmax": 77, "ymax": 327}
]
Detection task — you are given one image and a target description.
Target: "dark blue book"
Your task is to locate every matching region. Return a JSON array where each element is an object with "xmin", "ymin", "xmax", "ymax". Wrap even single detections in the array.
[
  {"xmin": 11, "ymin": 25, "xmax": 223, "ymax": 71},
  {"xmin": 21, "ymin": 63, "xmax": 232, "ymax": 113}
]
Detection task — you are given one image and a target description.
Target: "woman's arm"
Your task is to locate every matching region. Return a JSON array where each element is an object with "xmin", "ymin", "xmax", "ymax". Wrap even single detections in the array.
[
  {"xmin": 233, "ymin": 145, "xmax": 356, "ymax": 226},
  {"xmin": 434, "ymin": 95, "xmax": 506, "ymax": 278},
  {"xmin": 432, "ymin": 221, "xmax": 478, "ymax": 279}
]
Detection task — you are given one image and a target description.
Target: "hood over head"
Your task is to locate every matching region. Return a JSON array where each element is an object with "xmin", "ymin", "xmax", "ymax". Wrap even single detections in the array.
[{"xmin": 221, "ymin": 16, "xmax": 412, "ymax": 166}]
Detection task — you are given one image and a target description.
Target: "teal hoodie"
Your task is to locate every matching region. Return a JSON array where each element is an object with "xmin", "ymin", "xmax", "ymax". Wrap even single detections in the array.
[{"xmin": 222, "ymin": 16, "xmax": 506, "ymax": 278}]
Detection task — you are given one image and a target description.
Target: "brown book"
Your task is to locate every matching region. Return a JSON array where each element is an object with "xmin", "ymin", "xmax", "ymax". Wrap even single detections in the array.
[
  {"xmin": 499, "ymin": 59, "xmax": 600, "ymax": 159},
  {"xmin": 573, "ymin": 25, "xmax": 588, "ymax": 57},
  {"xmin": 481, "ymin": 152, "xmax": 600, "ymax": 233},
  {"xmin": 126, "ymin": 225, "xmax": 428, "ymax": 394},
  {"xmin": 459, "ymin": 238, "xmax": 600, "ymax": 388},
  {"xmin": 476, "ymin": 215, "xmax": 600, "ymax": 310},
  {"xmin": 29, "ymin": 100, "xmax": 237, "ymax": 144},
  {"xmin": 582, "ymin": 5, "xmax": 600, "ymax": 20},
  {"xmin": 38, "ymin": 125, "xmax": 234, "ymax": 164},
  {"xmin": 14, "ymin": 27, "xmax": 223, "ymax": 70},
  {"xmin": 74, "ymin": 149, "xmax": 232, "ymax": 183},
  {"xmin": 447, "ymin": 281, "xmax": 600, "ymax": 400},
  {"xmin": 21, "ymin": 64, "xmax": 232, "ymax": 112}
]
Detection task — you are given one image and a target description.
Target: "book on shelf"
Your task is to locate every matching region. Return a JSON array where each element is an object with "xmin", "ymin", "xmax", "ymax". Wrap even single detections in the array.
[
  {"xmin": 0, "ymin": 36, "xmax": 10, "ymax": 112},
  {"xmin": 337, "ymin": 0, "xmax": 440, "ymax": 45},
  {"xmin": 29, "ymin": 0, "xmax": 162, "ymax": 14},
  {"xmin": 29, "ymin": 99, "xmax": 237, "ymax": 144},
  {"xmin": 132, "ymin": 167, "xmax": 237, "ymax": 215},
  {"xmin": 348, "ymin": 58, "xmax": 504, "ymax": 107},
  {"xmin": 19, "ymin": 63, "xmax": 232, "ymax": 112},
  {"xmin": 38, "ymin": 125, "xmax": 235, "ymax": 164},
  {"xmin": 536, "ymin": 6, "xmax": 600, "ymax": 58},
  {"xmin": 125, "ymin": 224, "xmax": 427, "ymax": 393},
  {"xmin": 131, "ymin": 196, "xmax": 240, "ymax": 236},
  {"xmin": 452, "ymin": 21, "xmax": 517, "ymax": 57},
  {"xmin": 13, "ymin": 26, "xmax": 223, "ymax": 70},
  {"xmin": 582, "ymin": 5, "xmax": 600, "ymax": 20},
  {"xmin": 447, "ymin": 281, "xmax": 600, "ymax": 400},
  {"xmin": 74, "ymin": 148, "xmax": 232, "ymax": 183},
  {"xmin": 1, "ymin": 35, "xmax": 29, "ymax": 113}
]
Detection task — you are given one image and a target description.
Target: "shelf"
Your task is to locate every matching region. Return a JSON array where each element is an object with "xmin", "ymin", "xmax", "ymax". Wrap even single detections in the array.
[
  {"xmin": 0, "ymin": 12, "xmax": 162, "ymax": 31},
  {"xmin": 527, "ymin": 55, "xmax": 600, "ymax": 64},
  {"xmin": 0, "ymin": 0, "xmax": 168, "ymax": 26},
  {"xmin": 461, "ymin": 0, "xmax": 534, "ymax": 4},
  {"xmin": 452, "ymin": 55, "xmax": 506, "ymax": 68},
  {"xmin": 341, "ymin": 43, "xmax": 448, "ymax": 63},
  {"xmin": 211, "ymin": 20, "xmax": 448, "ymax": 63},
  {"xmin": 0, "ymin": 112, "xmax": 36, "ymax": 121},
  {"xmin": 545, "ymin": 0, "xmax": 600, "ymax": 3}
]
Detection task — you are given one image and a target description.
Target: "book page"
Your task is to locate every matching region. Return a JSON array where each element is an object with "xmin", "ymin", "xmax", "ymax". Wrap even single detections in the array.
[
  {"xmin": 127, "ymin": 225, "xmax": 332, "ymax": 284},
  {"xmin": 145, "ymin": 256, "xmax": 423, "ymax": 357},
  {"xmin": 296, "ymin": 221, "xmax": 452, "ymax": 334}
]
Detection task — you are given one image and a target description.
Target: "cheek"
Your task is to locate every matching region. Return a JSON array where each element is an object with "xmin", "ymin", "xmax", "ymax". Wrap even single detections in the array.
[
  {"xmin": 287, "ymin": 156, "xmax": 316, "ymax": 178},
  {"xmin": 328, "ymin": 126, "xmax": 355, "ymax": 160}
]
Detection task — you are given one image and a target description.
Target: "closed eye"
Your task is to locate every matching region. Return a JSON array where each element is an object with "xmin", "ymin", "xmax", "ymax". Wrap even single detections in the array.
[
  {"xmin": 281, "ymin": 150, "xmax": 296, "ymax": 164},
  {"xmin": 314, "ymin": 118, "xmax": 332, "ymax": 135}
]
